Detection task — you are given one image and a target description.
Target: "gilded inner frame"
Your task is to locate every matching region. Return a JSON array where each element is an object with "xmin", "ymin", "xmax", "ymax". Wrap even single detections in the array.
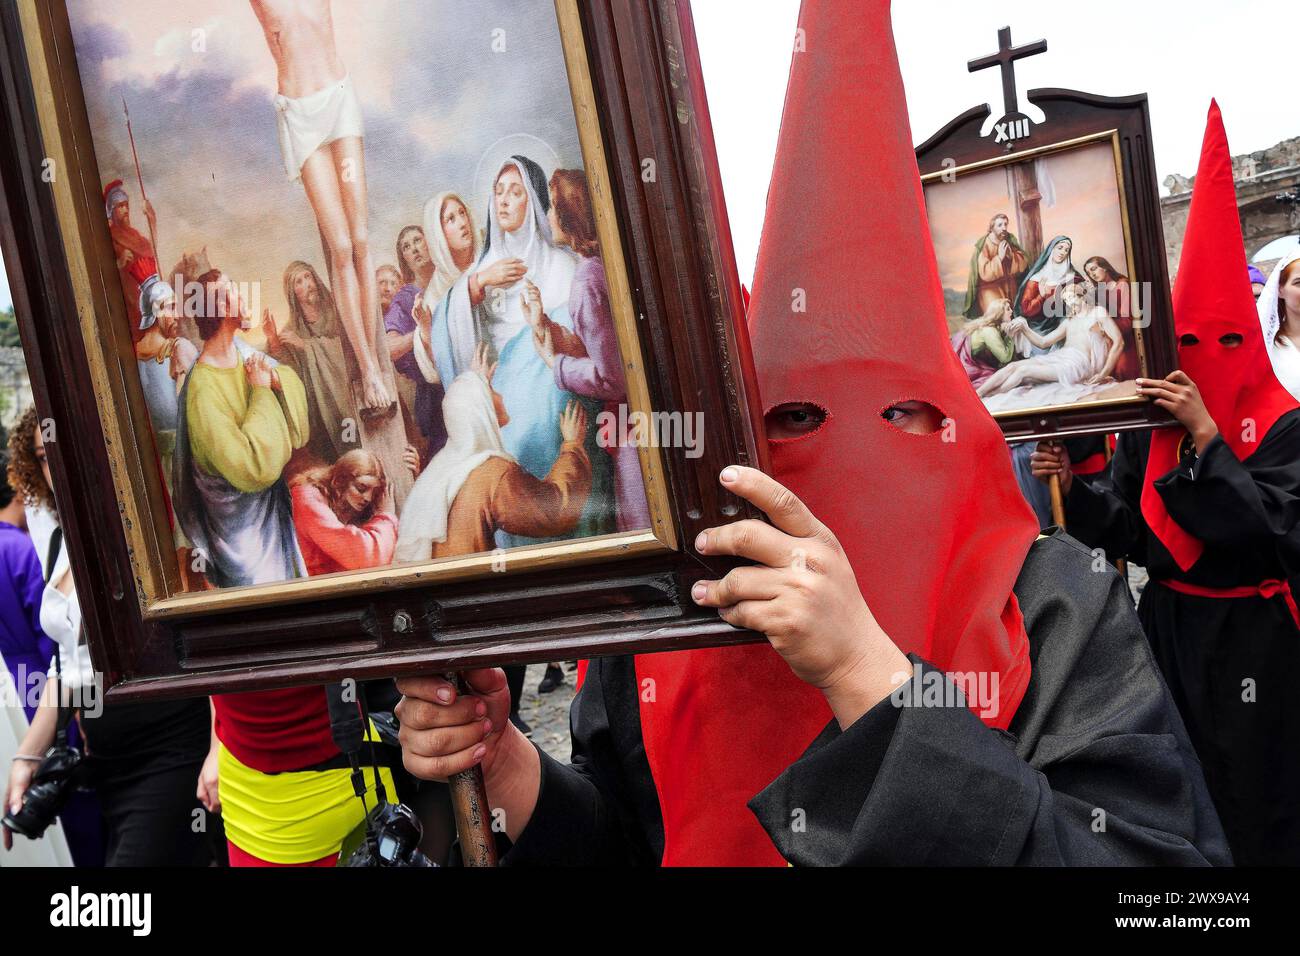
[{"xmin": 921, "ymin": 129, "xmax": 1150, "ymax": 421}]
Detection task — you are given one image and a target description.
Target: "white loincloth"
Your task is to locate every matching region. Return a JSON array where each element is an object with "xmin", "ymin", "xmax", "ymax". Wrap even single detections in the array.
[
  {"xmin": 982, "ymin": 333, "xmax": 1111, "ymax": 413},
  {"xmin": 274, "ymin": 74, "xmax": 365, "ymax": 183}
]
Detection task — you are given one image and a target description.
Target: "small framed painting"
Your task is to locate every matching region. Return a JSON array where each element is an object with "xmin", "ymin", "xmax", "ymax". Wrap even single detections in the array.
[{"xmin": 917, "ymin": 90, "xmax": 1179, "ymax": 442}]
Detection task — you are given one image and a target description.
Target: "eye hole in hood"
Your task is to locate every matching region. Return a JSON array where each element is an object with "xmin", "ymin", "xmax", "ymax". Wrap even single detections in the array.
[
  {"xmin": 765, "ymin": 402, "xmax": 828, "ymax": 442},
  {"xmin": 881, "ymin": 400, "xmax": 946, "ymax": 435}
]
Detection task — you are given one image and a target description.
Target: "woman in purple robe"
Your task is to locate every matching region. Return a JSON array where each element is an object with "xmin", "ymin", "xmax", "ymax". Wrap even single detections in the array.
[
  {"xmin": 384, "ymin": 224, "xmax": 446, "ymax": 455},
  {"xmin": 526, "ymin": 169, "xmax": 651, "ymax": 532}
]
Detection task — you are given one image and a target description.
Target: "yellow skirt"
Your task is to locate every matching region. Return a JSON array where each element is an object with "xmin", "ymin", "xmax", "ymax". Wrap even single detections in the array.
[{"xmin": 218, "ymin": 742, "xmax": 396, "ymax": 865}]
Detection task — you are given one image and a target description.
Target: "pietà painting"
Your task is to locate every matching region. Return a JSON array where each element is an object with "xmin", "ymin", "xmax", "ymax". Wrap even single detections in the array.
[{"xmin": 926, "ymin": 138, "xmax": 1148, "ymax": 417}]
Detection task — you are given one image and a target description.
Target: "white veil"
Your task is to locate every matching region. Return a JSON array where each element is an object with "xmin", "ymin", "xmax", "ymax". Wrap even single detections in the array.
[
  {"xmin": 1258, "ymin": 251, "xmax": 1300, "ymax": 400},
  {"xmin": 1258, "ymin": 251, "xmax": 1300, "ymax": 344},
  {"xmin": 414, "ymin": 192, "xmax": 481, "ymax": 385},
  {"xmin": 423, "ymin": 191, "xmax": 480, "ymax": 305},
  {"xmin": 442, "ymin": 156, "xmax": 577, "ymax": 376},
  {"xmin": 395, "ymin": 371, "xmax": 515, "ymax": 562},
  {"xmin": 1030, "ymin": 237, "xmax": 1077, "ymax": 289}
]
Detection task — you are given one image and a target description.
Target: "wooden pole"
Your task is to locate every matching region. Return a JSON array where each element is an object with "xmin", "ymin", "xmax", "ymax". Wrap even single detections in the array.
[
  {"xmin": 1048, "ymin": 473, "xmax": 1067, "ymax": 529},
  {"xmin": 1103, "ymin": 438, "xmax": 1128, "ymax": 578},
  {"xmin": 446, "ymin": 674, "xmax": 498, "ymax": 867}
]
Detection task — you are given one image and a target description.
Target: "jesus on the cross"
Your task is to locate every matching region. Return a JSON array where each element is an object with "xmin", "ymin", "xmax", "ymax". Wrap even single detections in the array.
[{"xmin": 251, "ymin": 0, "xmax": 393, "ymax": 411}]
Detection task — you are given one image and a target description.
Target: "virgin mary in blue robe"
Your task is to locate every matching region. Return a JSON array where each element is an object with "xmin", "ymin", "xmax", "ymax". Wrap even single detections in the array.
[{"xmin": 426, "ymin": 154, "xmax": 614, "ymax": 548}]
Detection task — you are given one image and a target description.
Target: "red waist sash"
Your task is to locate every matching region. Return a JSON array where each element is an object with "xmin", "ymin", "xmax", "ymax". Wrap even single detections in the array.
[
  {"xmin": 1158, "ymin": 577, "xmax": 1300, "ymax": 630},
  {"xmin": 1071, "ymin": 452, "xmax": 1108, "ymax": 477}
]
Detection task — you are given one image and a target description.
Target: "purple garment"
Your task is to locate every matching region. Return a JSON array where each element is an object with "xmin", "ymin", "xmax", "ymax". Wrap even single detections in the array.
[
  {"xmin": 385, "ymin": 284, "xmax": 447, "ymax": 453},
  {"xmin": 553, "ymin": 256, "xmax": 651, "ymax": 532},
  {"xmin": 0, "ymin": 520, "xmax": 104, "ymax": 865},
  {"xmin": 951, "ymin": 329, "xmax": 998, "ymax": 388},
  {"xmin": 0, "ymin": 520, "xmax": 54, "ymax": 721}
]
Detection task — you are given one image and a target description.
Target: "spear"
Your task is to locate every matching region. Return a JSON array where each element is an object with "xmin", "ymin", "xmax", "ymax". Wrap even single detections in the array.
[{"xmin": 122, "ymin": 96, "xmax": 160, "ymax": 270}]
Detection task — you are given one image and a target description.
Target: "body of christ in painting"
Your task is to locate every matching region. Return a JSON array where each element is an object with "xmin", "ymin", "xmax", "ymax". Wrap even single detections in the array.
[
  {"xmin": 977, "ymin": 283, "xmax": 1125, "ymax": 399},
  {"xmin": 250, "ymin": 0, "xmax": 392, "ymax": 413}
]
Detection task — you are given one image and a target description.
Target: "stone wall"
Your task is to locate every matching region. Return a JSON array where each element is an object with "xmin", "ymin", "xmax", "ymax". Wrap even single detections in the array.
[
  {"xmin": 0, "ymin": 347, "xmax": 33, "ymax": 430},
  {"xmin": 1161, "ymin": 136, "xmax": 1300, "ymax": 279}
]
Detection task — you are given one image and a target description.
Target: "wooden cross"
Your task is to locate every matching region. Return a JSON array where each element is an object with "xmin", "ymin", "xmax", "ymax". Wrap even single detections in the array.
[{"xmin": 968, "ymin": 26, "xmax": 1047, "ymax": 118}]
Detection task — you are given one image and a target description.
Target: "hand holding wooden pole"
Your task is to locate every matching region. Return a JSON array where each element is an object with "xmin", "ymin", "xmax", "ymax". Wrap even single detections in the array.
[{"xmin": 446, "ymin": 673, "xmax": 498, "ymax": 867}]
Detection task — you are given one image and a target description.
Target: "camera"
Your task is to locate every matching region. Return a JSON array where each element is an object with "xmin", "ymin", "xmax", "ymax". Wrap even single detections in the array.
[
  {"xmin": 2, "ymin": 741, "xmax": 86, "ymax": 840},
  {"xmin": 342, "ymin": 801, "xmax": 437, "ymax": 868}
]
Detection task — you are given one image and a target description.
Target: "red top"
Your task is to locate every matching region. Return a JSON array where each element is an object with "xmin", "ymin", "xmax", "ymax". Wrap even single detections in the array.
[
  {"xmin": 215, "ymin": 688, "xmax": 338, "ymax": 773},
  {"xmin": 291, "ymin": 483, "xmax": 397, "ymax": 577}
]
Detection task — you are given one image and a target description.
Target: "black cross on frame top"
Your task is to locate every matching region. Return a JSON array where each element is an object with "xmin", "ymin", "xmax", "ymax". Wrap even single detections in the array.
[{"xmin": 968, "ymin": 26, "xmax": 1047, "ymax": 117}]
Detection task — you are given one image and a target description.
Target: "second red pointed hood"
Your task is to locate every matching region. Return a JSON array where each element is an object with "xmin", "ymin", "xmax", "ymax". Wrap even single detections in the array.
[{"xmin": 1142, "ymin": 100, "xmax": 1298, "ymax": 571}]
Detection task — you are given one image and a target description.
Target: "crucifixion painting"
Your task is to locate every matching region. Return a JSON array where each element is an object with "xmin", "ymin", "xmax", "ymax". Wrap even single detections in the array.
[{"xmin": 65, "ymin": 0, "xmax": 655, "ymax": 596}]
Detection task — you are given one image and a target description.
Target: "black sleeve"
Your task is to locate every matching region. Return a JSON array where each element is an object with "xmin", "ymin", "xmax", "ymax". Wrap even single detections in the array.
[
  {"xmin": 1063, "ymin": 431, "xmax": 1148, "ymax": 564},
  {"xmin": 502, "ymin": 657, "xmax": 657, "ymax": 866},
  {"xmin": 1155, "ymin": 418, "xmax": 1300, "ymax": 563},
  {"xmin": 748, "ymin": 563, "xmax": 1231, "ymax": 866}
]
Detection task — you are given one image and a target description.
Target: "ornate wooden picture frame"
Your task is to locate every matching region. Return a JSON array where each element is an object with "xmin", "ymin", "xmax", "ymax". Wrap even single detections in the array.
[{"xmin": 0, "ymin": 0, "xmax": 767, "ymax": 701}]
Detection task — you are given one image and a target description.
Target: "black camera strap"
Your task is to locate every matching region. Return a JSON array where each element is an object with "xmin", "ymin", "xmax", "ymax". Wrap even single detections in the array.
[
  {"xmin": 49, "ymin": 646, "xmax": 73, "ymax": 749},
  {"xmin": 354, "ymin": 687, "xmax": 388, "ymax": 807},
  {"xmin": 324, "ymin": 682, "xmax": 391, "ymax": 859},
  {"xmin": 324, "ymin": 682, "xmax": 368, "ymax": 811},
  {"xmin": 41, "ymin": 525, "xmax": 76, "ymax": 745}
]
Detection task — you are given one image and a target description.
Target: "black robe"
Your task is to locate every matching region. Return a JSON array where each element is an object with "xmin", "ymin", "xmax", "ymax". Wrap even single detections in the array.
[
  {"xmin": 1064, "ymin": 410, "xmax": 1300, "ymax": 866},
  {"xmin": 502, "ymin": 532, "xmax": 1230, "ymax": 866}
]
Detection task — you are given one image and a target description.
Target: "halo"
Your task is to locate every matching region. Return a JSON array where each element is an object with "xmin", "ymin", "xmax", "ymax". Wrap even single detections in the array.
[{"xmin": 471, "ymin": 134, "xmax": 563, "ymax": 224}]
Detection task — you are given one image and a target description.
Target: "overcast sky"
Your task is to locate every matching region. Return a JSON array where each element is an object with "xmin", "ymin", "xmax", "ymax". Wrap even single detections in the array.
[
  {"xmin": 2, "ymin": 1, "xmax": 1295, "ymax": 312},
  {"xmin": 64, "ymin": 0, "xmax": 583, "ymax": 326},
  {"xmin": 695, "ymin": 0, "xmax": 1300, "ymax": 287}
]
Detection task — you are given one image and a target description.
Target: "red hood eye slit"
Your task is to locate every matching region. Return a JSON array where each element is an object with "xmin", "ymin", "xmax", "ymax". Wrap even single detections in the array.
[{"xmin": 764, "ymin": 402, "xmax": 828, "ymax": 441}]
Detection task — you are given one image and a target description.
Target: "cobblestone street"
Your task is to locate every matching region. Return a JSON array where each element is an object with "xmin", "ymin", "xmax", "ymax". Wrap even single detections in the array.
[{"xmin": 517, "ymin": 663, "xmax": 578, "ymax": 762}]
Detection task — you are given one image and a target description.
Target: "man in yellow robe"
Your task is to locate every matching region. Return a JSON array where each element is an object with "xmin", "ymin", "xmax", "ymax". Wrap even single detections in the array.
[{"xmin": 173, "ymin": 269, "xmax": 310, "ymax": 588}]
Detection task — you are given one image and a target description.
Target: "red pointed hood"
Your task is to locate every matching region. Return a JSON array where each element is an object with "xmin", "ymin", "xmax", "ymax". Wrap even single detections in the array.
[
  {"xmin": 748, "ymin": 0, "xmax": 1038, "ymax": 727},
  {"xmin": 634, "ymin": 0, "xmax": 1038, "ymax": 869},
  {"xmin": 1141, "ymin": 101, "xmax": 1298, "ymax": 571}
]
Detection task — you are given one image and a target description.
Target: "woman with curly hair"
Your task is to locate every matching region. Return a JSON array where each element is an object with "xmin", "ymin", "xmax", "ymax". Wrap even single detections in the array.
[
  {"xmin": 3, "ymin": 407, "xmax": 101, "ymax": 864},
  {"xmin": 6, "ymin": 406, "xmax": 54, "ymax": 515},
  {"xmin": 3, "ymin": 407, "xmax": 213, "ymax": 866},
  {"xmin": 1, "ymin": 412, "xmax": 54, "ymax": 719}
]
